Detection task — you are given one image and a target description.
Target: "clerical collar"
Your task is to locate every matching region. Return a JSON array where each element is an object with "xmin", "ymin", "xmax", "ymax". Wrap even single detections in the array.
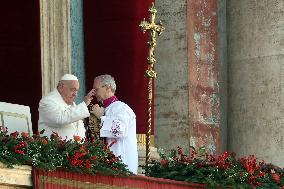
[{"xmin": 102, "ymin": 96, "xmax": 118, "ymax": 108}]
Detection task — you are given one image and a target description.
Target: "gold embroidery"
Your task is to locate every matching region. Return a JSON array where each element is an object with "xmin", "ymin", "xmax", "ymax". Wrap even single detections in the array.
[
  {"xmin": 86, "ymin": 103, "xmax": 104, "ymax": 142},
  {"xmin": 88, "ymin": 114, "xmax": 101, "ymax": 140}
]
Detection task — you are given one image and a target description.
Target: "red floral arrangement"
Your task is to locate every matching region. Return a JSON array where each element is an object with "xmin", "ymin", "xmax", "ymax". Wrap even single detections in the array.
[
  {"xmin": 144, "ymin": 146, "xmax": 284, "ymax": 189},
  {"xmin": 0, "ymin": 127, "xmax": 131, "ymax": 176}
]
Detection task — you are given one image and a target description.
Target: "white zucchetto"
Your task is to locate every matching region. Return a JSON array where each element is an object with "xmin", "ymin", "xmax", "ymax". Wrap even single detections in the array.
[{"xmin": 60, "ymin": 74, "xmax": 78, "ymax": 81}]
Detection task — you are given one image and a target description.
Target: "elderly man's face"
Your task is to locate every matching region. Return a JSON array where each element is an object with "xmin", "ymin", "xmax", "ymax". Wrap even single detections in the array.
[
  {"xmin": 58, "ymin": 80, "xmax": 79, "ymax": 105},
  {"xmin": 93, "ymin": 79, "xmax": 107, "ymax": 102}
]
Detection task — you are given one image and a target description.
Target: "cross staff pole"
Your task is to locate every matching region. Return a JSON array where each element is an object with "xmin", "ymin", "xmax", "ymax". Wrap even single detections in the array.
[{"xmin": 139, "ymin": 2, "xmax": 165, "ymax": 167}]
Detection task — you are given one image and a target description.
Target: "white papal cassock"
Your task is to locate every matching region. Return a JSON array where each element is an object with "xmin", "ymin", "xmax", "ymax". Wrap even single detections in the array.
[
  {"xmin": 38, "ymin": 89, "xmax": 89, "ymax": 140},
  {"xmin": 100, "ymin": 101, "xmax": 138, "ymax": 174}
]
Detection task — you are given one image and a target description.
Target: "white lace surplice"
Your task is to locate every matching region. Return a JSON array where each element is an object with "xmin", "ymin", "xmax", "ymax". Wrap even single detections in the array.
[{"xmin": 100, "ymin": 101, "xmax": 138, "ymax": 174}]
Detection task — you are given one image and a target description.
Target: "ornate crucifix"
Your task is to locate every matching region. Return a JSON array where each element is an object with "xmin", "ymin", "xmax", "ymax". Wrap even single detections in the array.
[{"xmin": 139, "ymin": 2, "xmax": 165, "ymax": 167}]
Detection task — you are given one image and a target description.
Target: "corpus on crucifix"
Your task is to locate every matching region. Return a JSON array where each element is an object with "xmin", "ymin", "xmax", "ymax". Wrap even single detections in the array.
[{"xmin": 139, "ymin": 2, "xmax": 165, "ymax": 167}]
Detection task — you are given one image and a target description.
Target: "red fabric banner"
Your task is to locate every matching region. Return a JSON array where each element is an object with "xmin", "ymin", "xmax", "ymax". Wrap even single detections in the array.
[
  {"xmin": 83, "ymin": 1, "xmax": 154, "ymax": 134},
  {"xmin": 33, "ymin": 168, "xmax": 207, "ymax": 189},
  {"xmin": 0, "ymin": 1, "xmax": 42, "ymax": 132}
]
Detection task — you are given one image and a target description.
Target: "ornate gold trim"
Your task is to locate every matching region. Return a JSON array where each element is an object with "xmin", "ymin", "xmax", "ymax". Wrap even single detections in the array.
[{"xmin": 136, "ymin": 134, "xmax": 154, "ymax": 146}]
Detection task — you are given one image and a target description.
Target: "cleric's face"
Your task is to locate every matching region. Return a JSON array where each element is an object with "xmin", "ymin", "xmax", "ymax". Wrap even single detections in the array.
[
  {"xmin": 58, "ymin": 80, "xmax": 79, "ymax": 105},
  {"xmin": 93, "ymin": 79, "xmax": 107, "ymax": 102}
]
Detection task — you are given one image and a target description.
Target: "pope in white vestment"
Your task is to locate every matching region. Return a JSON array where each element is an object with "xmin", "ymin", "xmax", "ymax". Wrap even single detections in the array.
[
  {"xmin": 38, "ymin": 74, "xmax": 95, "ymax": 140},
  {"xmin": 91, "ymin": 74, "xmax": 138, "ymax": 174}
]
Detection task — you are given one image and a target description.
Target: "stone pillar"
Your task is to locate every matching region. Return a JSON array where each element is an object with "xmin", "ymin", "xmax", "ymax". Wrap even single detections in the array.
[
  {"xmin": 187, "ymin": 0, "xmax": 221, "ymax": 155},
  {"xmin": 70, "ymin": 0, "xmax": 86, "ymax": 103},
  {"xmin": 155, "ymin": 0, "xmax": 223, "ymax": 154},
  {"xmin": 217, "ymin": 0, "xmax": 228, "ymax": 153},
  {"xmin": 40, "ymin": 0, "xmax": 71, "ymax": 95},
  {"xmin": 228, "ymin": 0, "xmax": 284, "ymax": 167},
  {"xmin": 155, "ymin": 0, "xmax": 190, "ymax": 151}
]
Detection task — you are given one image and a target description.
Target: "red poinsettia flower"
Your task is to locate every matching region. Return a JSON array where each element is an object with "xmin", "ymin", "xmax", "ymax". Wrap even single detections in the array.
[
  {"xmin": 15, "ymin": 149, "xmax": 25, "ymax": 154},
  {"xmin": 21, "ymin": 132, "xmax": 29, "ymax": 139},
  {"xmin": 10, "ymin": 131, "xmax": 19, "ymax": 138},
  {"xmin": 15, "ymin": 141, "xmax": 27, "ymax": 148},
  {"xmin": 91, "ymin": 156, "xmax": 97, "ymax": 161},
  {"xmin": 241, "ymin": 155, "xmax": 259, "ymax": 175},
  {"xmin": 258, "ymin": 171, "xmax": 265, "ymax": 177},
  {"xmin": 35, "ymin": 130, "xmax": 40, "ymax": 136},
  {"xmin": 271, "ymin": 173, "xmax": 280, "ymax": 183},
  {"xmin": 177, "ymin": 146, "xmax": 187, "ymax": 162},
  {"xmin": 103, "ymin": 145, "xmax": 108, "ymax": 151},
  {"xmin": 41, "ymin": 138, "xmax": 48, "ymax": 145},
  {"xmin": 51, "ymin": 131, "xmax": 62, "ymax": 140},
  {"xmin": 73, "ymin": 135, "xmax": 81, "ymax": 142},
  {"xmin": 13, "ymin": 141, "xmax": 27, "ymax": 155},
  {"xmin": 85, "ymin": 160, "xmax": 91, "ymax": 169},
  {"xmin": 160, "ymin": 159, "xmax": 169, "ymax": 167},
  {"xmin": 215, "ymin": 151, "xmax": 232, "ymax": 169}
]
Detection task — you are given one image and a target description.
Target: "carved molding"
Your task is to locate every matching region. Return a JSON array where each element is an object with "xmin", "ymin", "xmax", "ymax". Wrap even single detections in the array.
[{"xmin": 40, "ymin": 0, "xmax": 71, "ymax": 95}]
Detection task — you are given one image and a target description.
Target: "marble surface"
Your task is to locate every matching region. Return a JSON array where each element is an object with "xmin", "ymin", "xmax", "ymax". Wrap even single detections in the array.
[{"xmin": 0, "ymin": 163, "xmax": 32, "ymax": 187}]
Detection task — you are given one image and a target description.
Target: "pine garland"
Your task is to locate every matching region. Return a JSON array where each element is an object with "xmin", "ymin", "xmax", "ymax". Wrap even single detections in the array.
[
  {"xmin": 144, "ymin": 146, "xmax": 284, "ymax": 189},
  {"xmin": 0, "ymin": 129, "xmax": 131, "ymax": 176}
]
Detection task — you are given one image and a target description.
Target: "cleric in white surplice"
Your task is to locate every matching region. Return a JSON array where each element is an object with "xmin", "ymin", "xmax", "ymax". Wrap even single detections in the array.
[
  {"xmin": 38, "ymin": 74, "xmax": 95, "ymax": 140},
  {"xmin": 91, "ymin": 74, "xmax": 138, "ymax": 174}
]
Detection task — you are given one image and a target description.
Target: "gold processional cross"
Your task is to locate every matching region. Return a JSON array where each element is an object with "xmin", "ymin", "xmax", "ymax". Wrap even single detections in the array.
[{"xmin": 139, "ymin": 2, "xmax": 165, "ymax": 167}]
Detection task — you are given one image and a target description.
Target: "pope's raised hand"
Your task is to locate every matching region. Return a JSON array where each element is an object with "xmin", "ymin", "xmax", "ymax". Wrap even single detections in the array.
[
  {"xmin": 84, "ymin": 89, "xmax": 95, "ymax": 106},
  {"xmin": 90, "ymin": 104, "xmax": 104, "ymax": 118}
]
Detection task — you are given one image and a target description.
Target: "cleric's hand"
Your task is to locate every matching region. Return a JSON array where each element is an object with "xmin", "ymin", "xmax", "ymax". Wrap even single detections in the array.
[
  {"xmin": 84, "ymin": 89, "xmax": 95, "ymax": 106},
  {"xmin": 90, "ymin": 104, "xmax": 104, "ymax": 118}
]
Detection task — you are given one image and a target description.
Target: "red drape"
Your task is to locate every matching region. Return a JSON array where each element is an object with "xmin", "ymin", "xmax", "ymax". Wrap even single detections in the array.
[
  {"xmin": 83, "ymin": 1, "xmax": 154, "ymax": 134},
  {"xmin": 33, "ymin": 168, "xmax": 207, "ymax": 189},
  {"xmin": 0, "ymin": 1, "xmax": 42, "ymax": 133}
]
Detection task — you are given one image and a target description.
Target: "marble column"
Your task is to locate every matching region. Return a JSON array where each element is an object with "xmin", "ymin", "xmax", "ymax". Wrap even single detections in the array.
[
  {"xmin": 187, "ymin": 0, "xmax": 221, "ymax": 155},
  {"xmin": 70, "ymin": 0, "xmax": 86, "ymax": 103},
  {"xmin": 154, "ymin": 0, "xmax": 223, "ymax": 155},
  {"xmin": 228, "ymin": 0, "xmax": 284, "ymax": 167},
  {"xmin": 40, "ymin": 0, "xmax": 72, "ymax": 95}
]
